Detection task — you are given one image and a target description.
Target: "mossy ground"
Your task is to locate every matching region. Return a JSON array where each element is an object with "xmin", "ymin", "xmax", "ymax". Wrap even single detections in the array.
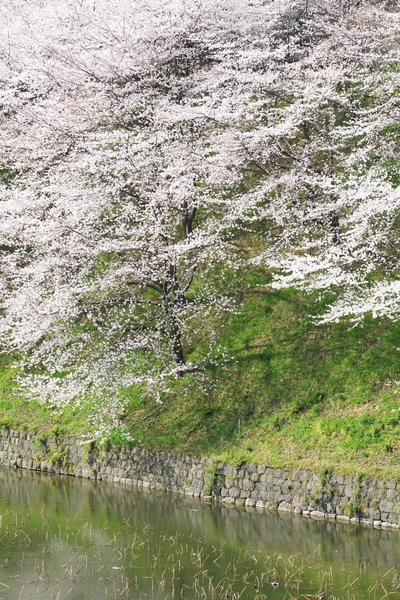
[{"xmin": 1, "ymin": 266, "xmax": 400, "ymax": 479}]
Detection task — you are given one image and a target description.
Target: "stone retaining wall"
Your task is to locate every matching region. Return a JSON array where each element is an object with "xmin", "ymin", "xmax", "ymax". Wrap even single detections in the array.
[{"xmin": 0, "ymin": 429, "xmax": 399, "ymax": 530}]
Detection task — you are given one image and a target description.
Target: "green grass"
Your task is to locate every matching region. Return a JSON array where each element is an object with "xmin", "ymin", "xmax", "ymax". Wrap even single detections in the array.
[
  {"xmin": 101, "ymin": 275, "xmax": 400, "ymax": 478},
  {"xmin": 1, "ymin": 270, "xmax": 400, "ymax": 479}
]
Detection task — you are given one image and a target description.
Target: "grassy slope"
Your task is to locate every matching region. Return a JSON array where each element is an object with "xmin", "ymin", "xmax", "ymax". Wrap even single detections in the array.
[
  {"xmin": 2, "ymin": 266, "xmax": 400, "ymax": 479},
  {"xmin": 129, "ymin": 282, "xmax": 400, "ymax": 478}
]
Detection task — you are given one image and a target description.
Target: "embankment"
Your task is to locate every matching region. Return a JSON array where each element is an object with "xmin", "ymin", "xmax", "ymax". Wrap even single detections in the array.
[{"xmin": 1, "ymin": 429, "xmax": 399, "ymax": 530}]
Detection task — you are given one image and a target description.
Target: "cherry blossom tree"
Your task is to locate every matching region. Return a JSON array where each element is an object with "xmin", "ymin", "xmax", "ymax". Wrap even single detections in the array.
[
  {"xmin": 0, "ymin": 0, "xmax": 289, "ymax": 427},
  {"xmin": 0, "ymin": 0, "xmax": 398, "ymax": 434}
]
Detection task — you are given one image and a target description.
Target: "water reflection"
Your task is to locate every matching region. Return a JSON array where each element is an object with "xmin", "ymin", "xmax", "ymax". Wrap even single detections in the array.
[{"xmin": 0, "ymin": 467, "xmax": 398, "ymax": 599}]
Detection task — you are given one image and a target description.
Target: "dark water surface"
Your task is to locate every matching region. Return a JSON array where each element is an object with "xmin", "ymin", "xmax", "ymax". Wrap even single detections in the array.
[{"xmin": 0, "ymin": 467, "xmax": 398, "ymax": 599}]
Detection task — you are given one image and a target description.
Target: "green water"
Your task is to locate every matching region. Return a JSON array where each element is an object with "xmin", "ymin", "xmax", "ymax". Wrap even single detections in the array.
[{"xmin": 0, "ymin": 468, "xmax": 398, "ymax": 599}]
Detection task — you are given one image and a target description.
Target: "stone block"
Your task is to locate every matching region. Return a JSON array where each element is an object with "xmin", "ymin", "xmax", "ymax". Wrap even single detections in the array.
[
  {"xmin": 228, "ymin": 487, "xmax": 241, "ymax": 499},
  {"xmin": 310, "ymin": 510, "xmax": 326, "ymax": 520},
  {"xmin": 245, "ymin": 498, "xmax": 256, "ymax": 507},
  {"xmin": 344, "ymin": 485, "xmax": 352, "ymax": 497},
  {"xmin": 221, "ymin": 496, "xmax": 235, "ymax": 506},
  {"xmin": 222, "ymin": 464, "xmax": 236, "ymax": 477},
  {"xmin": 292, "ymin": 495, "xmax": 306, "ymax": 508},
  {"xmin": 241, "ymin": 478, "xmax": 255, "ymax": 492},
  {"xmin": 278, "ymin": 502, "xmax": 293, "ymax": 513},
  {"xmin": 235, "ymin": 498, "xmax": 246, "ymax": 506},
  {"xmin": 388, "ymin": 513, "xmax": 400, "ymax": 524},
  {"xmin": 368, "ymin": 509, "xmax": 381, "ymax": 520},
  {"xmin": 336, "ymin": 515, "xmax": 350, "ymax": 523},
  {"xmin": 380, "ymin": 500, "xmax": 394, "ymax": 513}
]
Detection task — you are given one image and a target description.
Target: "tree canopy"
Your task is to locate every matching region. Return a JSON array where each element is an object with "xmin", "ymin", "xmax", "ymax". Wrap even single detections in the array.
[{"xmin": 0, "ymin": 0, "xmax": 399, "ymax": 435}]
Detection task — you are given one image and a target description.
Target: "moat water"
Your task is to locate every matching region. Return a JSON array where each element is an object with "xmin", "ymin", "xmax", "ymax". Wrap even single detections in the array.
[{"xmin": 0, "ymin": 467, "xmax": 398, "ymax": 599}]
